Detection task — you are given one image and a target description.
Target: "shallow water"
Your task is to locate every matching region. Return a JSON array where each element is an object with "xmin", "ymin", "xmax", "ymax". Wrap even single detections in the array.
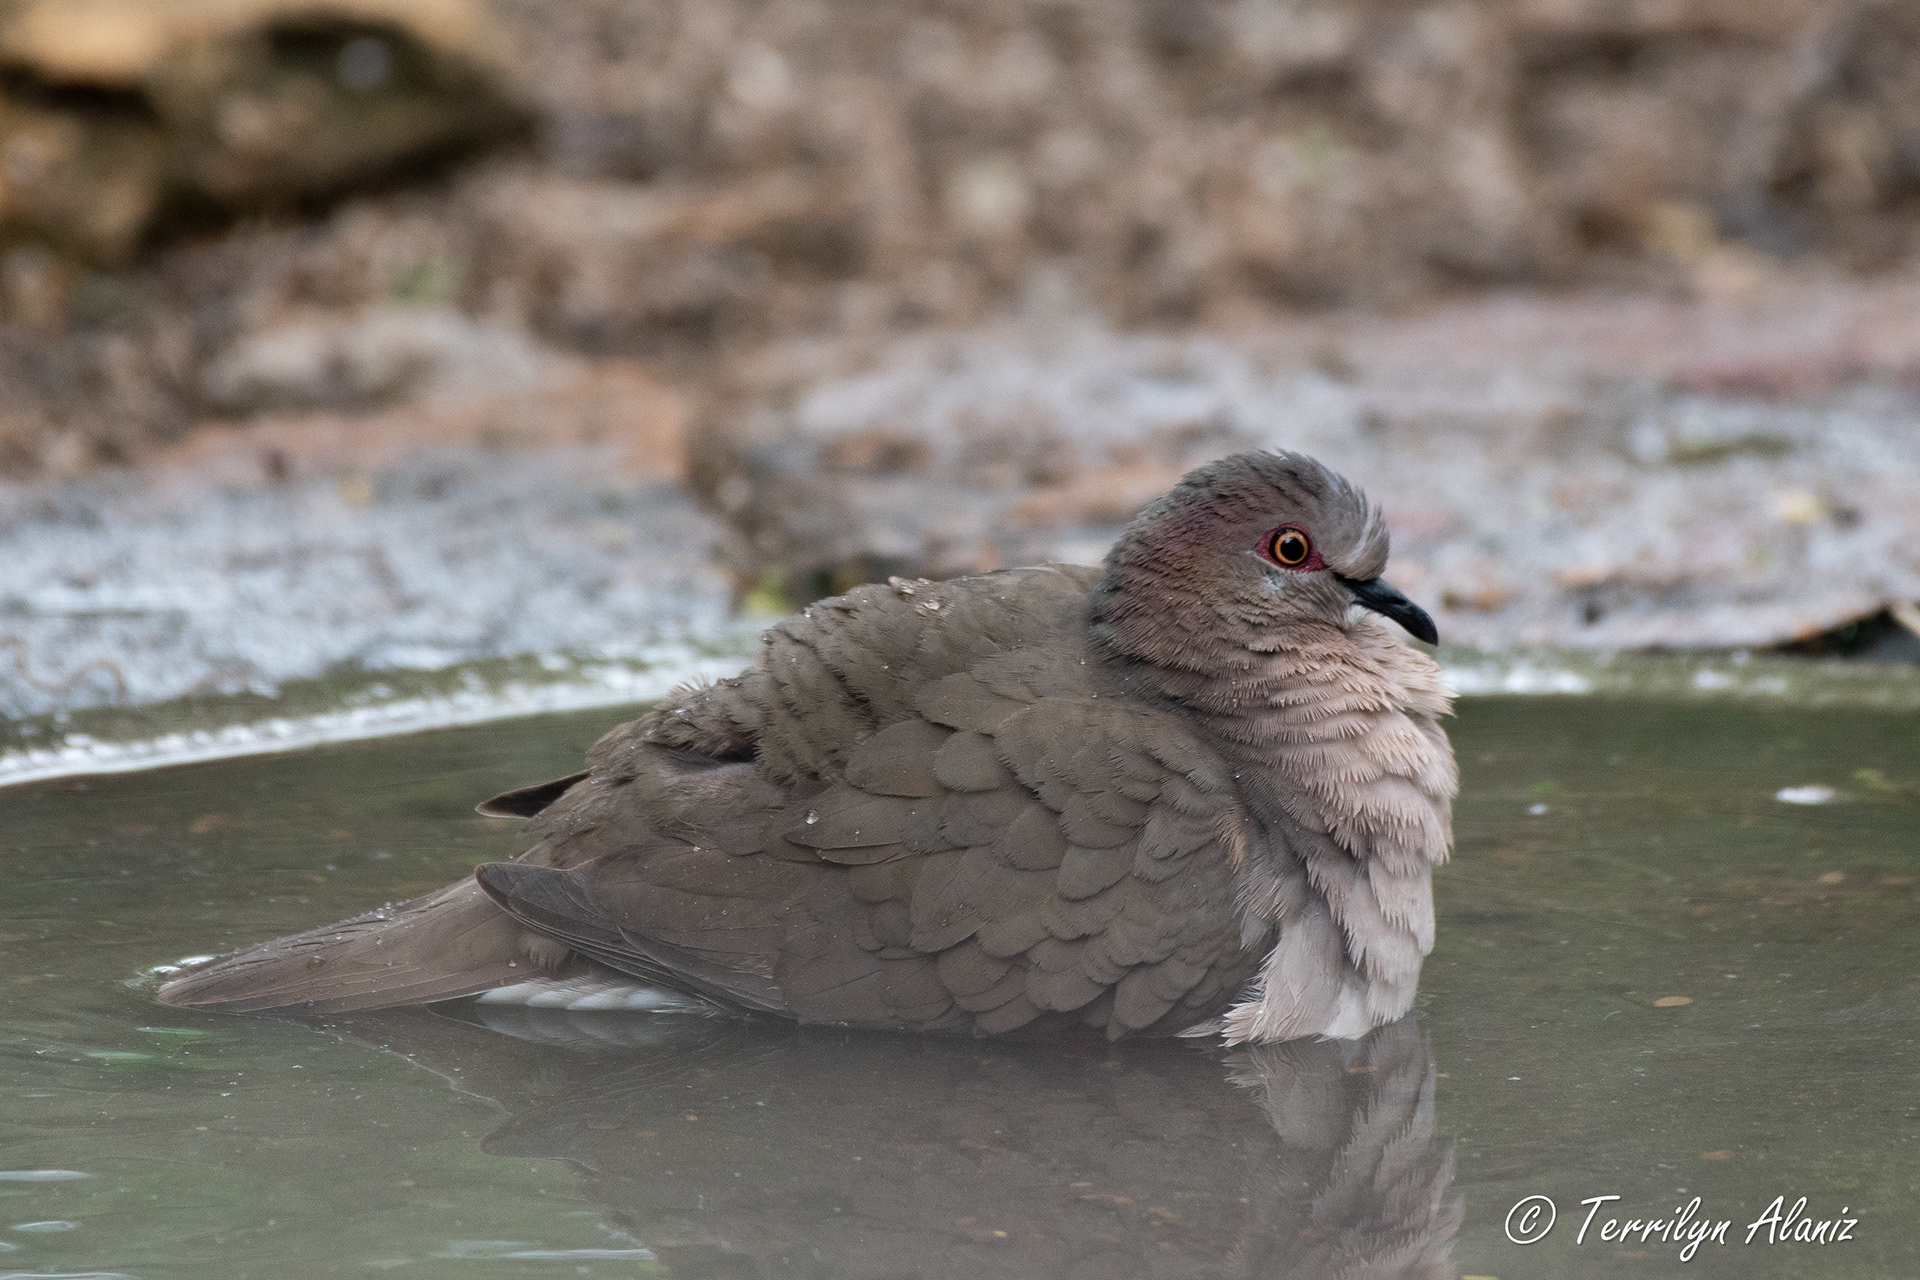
[{"xmin": 2, "ymin": 697, "xmax": 1914, "ymax": 1278}]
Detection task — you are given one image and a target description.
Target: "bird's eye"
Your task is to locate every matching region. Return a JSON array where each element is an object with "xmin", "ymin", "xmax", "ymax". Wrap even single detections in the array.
[{"xmin": 1268, "ymin": 527, "xmax": 1312, "ymax": 568}]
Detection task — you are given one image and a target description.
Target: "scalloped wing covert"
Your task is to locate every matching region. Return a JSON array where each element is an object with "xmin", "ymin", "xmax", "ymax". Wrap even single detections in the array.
[{"xmin": 477, "ymin": 569, "xmax": 1259, "ymax": 1038}]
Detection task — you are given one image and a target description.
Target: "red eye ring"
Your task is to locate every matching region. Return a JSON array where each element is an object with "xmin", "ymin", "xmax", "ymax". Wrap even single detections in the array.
[{"xmin": 1263, "ymin": 525, "xmax": 1316, "ymax": 570}]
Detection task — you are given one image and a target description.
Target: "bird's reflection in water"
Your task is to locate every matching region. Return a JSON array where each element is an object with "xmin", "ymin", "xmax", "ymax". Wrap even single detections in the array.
[{"xmin": 345, "ymin": 1009, "xmax": 1459, "ymax": 1279}]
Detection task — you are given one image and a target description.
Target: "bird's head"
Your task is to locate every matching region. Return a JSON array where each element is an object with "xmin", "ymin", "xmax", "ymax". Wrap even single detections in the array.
[{"xmin": 1091, "ymin": 451, "xmax": 1436, "ymax": 667}]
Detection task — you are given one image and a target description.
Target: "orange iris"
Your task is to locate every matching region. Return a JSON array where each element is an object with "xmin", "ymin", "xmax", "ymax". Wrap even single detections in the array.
[{"xmin": 1269, "ymin": 528, "xmax": 1311, "ymax": 567}]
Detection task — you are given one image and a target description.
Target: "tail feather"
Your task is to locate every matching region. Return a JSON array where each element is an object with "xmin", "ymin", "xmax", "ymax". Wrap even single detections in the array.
[{"xmin": 155, "ymin": 878, "xmax": 533, "ymax": 1015}]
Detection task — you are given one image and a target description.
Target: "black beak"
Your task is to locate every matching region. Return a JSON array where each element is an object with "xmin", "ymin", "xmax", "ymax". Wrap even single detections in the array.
[{"xmin": 1336, "ymin": 575, "xmax": 1439, "ymax": 645}]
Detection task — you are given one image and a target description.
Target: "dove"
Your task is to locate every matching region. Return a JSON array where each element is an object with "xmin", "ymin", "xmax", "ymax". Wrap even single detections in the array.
[{"xmin": 158, "ymin": 450, "xmax": 1456, "ymax": 1042}]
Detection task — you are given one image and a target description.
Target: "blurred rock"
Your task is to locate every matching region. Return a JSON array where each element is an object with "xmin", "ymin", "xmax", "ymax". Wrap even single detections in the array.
[
  {"xmin": 7, "ymin": 0, "xmax": 1920, "ymax": 481},
  {"xmin": 483, "ymin": 0, "xmax": 1920, "ymax": 325},
  {"xmin": 702, "ymin": 275, "xmax": 1920, "ymax": 651},
  {"xmin": 175, "ymin": 352, "xmax": 689, "ymax": 485},
  {"xmin": 0, "ymin": 443, "xmax": 723, "ymax": 720},
  {"xmin": 0, "ymin": 306, "xmax": 193, "ymax": 475},
  {"xmin": 201, "ymin": 303, "xmax": 564, "ymax": 413},
  {"xmin": 0, "ymin": 0, "xmax": 1915, "ymax": 318},
  {"xmin": 0, "ymin": 336, "xmax": 698, "ymax": 718},
  {"xmin": 0, "ymin": 0, "xmax": 523, "ymax": 262}
]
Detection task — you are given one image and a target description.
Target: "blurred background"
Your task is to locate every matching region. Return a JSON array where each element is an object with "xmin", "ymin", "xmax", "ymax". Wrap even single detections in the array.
[{"xmin": 5, "ymin": 0, "xmax": 1920, "ymax": 762}]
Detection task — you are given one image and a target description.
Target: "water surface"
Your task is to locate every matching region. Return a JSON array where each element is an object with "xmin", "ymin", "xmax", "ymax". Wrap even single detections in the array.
[{"xmin": 2, "ymin": 697, "xmax": 1914, "ymax": 1277}]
